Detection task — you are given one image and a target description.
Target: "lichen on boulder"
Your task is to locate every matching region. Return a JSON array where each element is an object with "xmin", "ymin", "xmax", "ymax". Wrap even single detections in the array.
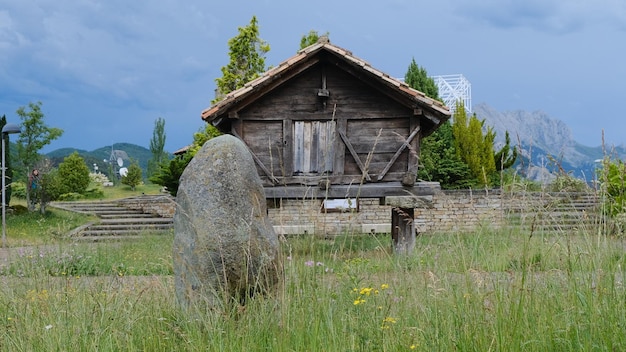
[{"xmin": 173, "ymin": 135, "xmax": 281, "ymax": 311}]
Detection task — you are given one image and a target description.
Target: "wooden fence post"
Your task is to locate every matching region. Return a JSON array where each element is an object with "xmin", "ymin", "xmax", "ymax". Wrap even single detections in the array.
[{"xmin": 391, "ymin": 207, "xmax": 415, "ymax": 254}]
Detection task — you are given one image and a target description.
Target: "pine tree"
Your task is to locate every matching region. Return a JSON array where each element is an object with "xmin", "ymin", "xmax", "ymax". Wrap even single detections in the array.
[
  {"xmin": 148, "ymin": 117, "xmax": 168, "ymax": 177},
  {"xmin": 494, "ymin": 131, "xmax": 518, "ymax": 171},
  {"xmin": 214, "ymin": 16, "xmax": 269, "ymax": 102},
  {"xmin": 404, "ymin": 58, "xmax": 440, "ymax": 100}
]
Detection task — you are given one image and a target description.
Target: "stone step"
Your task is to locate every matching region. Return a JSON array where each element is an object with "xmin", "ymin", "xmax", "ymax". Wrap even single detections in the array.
[
  {"xmin": 99, "ymin": 217, "xmax": 173, "ymax": 224},
  {"xmin": 52, "ymin": 198, "xmax": 174, "ymax": 240},
  {"xmin": 99, "ymin": 213, "xmax": 159, "ymax": 219},
  {"xmin": 87, "ymin": 223, "xmax": 173, "ymax": 230},
  {"xmin": 79, "ymin": 228, "xmax": 173, "ymax": 237},
  {"xmin": 72, "ymin": 235, "xmax": 145, "ymax": 242}
]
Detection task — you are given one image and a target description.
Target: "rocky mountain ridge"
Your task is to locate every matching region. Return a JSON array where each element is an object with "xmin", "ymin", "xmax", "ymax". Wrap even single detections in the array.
[{"xmin": 474, "ymin": 102, "xmax": 626, "ymax": 182}]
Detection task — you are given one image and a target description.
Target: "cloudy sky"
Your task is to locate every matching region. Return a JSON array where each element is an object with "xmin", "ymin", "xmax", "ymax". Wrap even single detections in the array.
[{"xmin": 1, "ymin": 0, "xmax": 625, "ymax": 153}]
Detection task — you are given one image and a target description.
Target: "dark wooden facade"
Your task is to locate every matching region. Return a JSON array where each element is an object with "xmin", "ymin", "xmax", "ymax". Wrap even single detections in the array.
[{"xmin": 202, "ymin": 38, "xmax": 450, "ymax": 199}]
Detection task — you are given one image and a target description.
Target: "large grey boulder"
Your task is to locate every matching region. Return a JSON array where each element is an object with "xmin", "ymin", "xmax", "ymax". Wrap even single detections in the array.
[{"xmin": 173, "ymin": 135, "xmax": 281, "ymax": 310}]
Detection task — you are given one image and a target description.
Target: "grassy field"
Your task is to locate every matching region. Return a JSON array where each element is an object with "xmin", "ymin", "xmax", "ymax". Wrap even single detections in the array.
[{"xmin": 1, "ymin": 223, "xmax": 626, "ymax": 351}]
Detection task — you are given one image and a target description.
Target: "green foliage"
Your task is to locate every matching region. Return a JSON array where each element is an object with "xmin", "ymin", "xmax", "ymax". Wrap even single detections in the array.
[
  {"xmin": 494, "ymin": 131, "xmax": 518, "ymax": 171},
  {"xmin": 548, "ymin": 173, "xmax": 589, "ymax": 192},
  {"xmin": 15, "ymin": 101, "xmax": 63, "ymax": 175},
  {"xmin": 418, "ymin": 121, "xmax": 476, "ymax": 189},
  {"xmin": 37, "ymin": 169, "xmax": 64, "ymax": 208},
  {"xmin": 82, "ymin": 186, "xmax": 105, "ymax": 199},
  {"xmin": 452, "ymin": 101, "xmax": 497, "ymax": 186},
  {"xmin": 599, "ymin": 158, "xmax": 626, "ymax": 216},
  {"xmin": 57, "ymin": 152, "xmax": 91, "ymax": 195},
  {"xmin": 299, "ymin": 30, "xmax": 329, "ymax": 49},
  {"xmin": 121, "ymin": 161, "xmax": 143, "ymax": 191},
  {"xmin": 15, "ymin": 101, "xmax": 63, "ymax": 211},
  {"xmin": 10, "ymin": 181, "xmax": 26, "ymax": 199},
  {"xmin": 148, "ymin": 117, "xmax": 168, "ymax": 177},
  {"xmin": 214, "ymin": 16, "xmax": 269, "ymax": 102},
  {"xmin": 150, "ymin": 124, "xmax": 222, "ymax": 196},
  {"xmin": 403, "ymin": 59, "xmax": 476, "ymax": 189},
  {"xmin": 404, "ymin": 58, "xmax": 440, "ymax": 101},
  {"xmin": 149, "ymin": 154, "xmax": 191, "ymax": 196}
]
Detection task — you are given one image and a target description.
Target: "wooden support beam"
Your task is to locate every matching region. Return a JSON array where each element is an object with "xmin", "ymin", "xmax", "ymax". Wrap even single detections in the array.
[
  {"xmin": 337, "ymin": 129, "xmax": 371, "ymax": 182},
  {"xmin": 391, "ymin": 207, "xmax": 415, "ymax": 255},
  {"xmin": 377, "ymin": 125, "xmax": 421, "ymax": 181}
]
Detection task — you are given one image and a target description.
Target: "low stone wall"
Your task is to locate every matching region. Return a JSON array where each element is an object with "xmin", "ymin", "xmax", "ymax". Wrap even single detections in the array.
[
  {"xmin": 117, "ymin": 195, "xmax": 177, "ymax": 218},
  {"xmin": 123, "ymin": 191, "xmax": 600, "ymax": 235},
  {"xmin": 414, "ymin": 190, "xmax": 504, "ymax": 233}
]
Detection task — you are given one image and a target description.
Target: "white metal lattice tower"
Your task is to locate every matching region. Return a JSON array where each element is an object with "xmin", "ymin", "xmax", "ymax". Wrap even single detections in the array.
[{"xmin": 431, "ymin": 74, "xmax": 472, "ymax": 115}]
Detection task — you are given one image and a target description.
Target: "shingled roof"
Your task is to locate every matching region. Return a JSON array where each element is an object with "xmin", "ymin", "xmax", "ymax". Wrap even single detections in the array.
[{"xmin": 201, "ymin": 38, "xmax": 450, "ymax": 132}]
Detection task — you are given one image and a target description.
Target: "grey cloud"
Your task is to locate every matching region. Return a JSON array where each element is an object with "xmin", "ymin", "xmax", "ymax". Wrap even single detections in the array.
[{"xmin": 452, "ymin": 0, "xmax": 623, "ymax": 34}]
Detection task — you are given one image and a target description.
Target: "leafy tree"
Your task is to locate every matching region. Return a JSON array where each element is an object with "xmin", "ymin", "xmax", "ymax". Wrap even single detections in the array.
[
  {"xmin": 452, "ymin": 101, "xmax": 496, "ymax": 186},
  {"xmin": 299, "ymin": 30, "xmax": 329, "ymax": 49},
  {"xmin": 28, "ymin": 159, "xmax": 59, "ymax": 214},
  {"xmin": 57, "ymin": 152, "xmax": 91, "ymax": 195},
  {"xmin": 214, "ymin": 16, "xmax": 269, "ymax": 103},
  {"xmin": 15, "ymin": 101, "xmax": 63, "ymax": 211},
  {"xmin": 150, "ymin": 124, "xmax": 222, "ymax": 196},
  {"xmin": 148, "ymin": 117, "xmax": 168, "ymax": 178},
  {"xmin": 1, "ymin": 115, "xmax": 16, "ymax": 205},
  {"xmin": 121, "ymin": 161, "xmax": 143, "ymax": 191}
]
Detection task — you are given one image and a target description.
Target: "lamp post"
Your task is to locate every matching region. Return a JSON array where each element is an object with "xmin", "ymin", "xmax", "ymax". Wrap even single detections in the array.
[{"xmin": 2, "ymin": 123, "xmax": 21, "ymax": 248}]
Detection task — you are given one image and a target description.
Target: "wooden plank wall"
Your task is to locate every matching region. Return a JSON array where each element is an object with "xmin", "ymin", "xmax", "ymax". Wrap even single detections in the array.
[
  {"xmin": 236, "ymin": 63, "xmax": 415, "ymax": 185},
  {"xmin": 344, "ymin": 118, "xmax": 409, "ymax": 180}
]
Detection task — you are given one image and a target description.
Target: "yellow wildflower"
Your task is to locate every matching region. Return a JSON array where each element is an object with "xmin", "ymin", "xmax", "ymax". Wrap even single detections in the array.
[
  {"xmin": 359, "ymin": 287, "xmax": 373, "ymax": 296},
  {"xmin": 383, "ymin": 317, "xmax": 396, "ymax": 324},
  {"xmin": 353, "ymin": 298, "xmax": 366, "ymax": 305}
]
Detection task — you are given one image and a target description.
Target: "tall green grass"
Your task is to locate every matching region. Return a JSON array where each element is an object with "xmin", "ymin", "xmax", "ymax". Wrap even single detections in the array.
[
  {"xmin": 2, "ymin": 229, "xmax": 626, "ymax": 351},
  {"xmin": 4, "ymin": 202, "xmax": 97, "ymax": 246}
]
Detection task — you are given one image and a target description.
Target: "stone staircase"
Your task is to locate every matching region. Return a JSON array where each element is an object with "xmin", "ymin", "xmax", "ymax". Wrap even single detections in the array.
[
  {"xmin": 503, "ymin": 192, "xmax": 603, "ymax": 233},
  {"xmin": 52, "ymin": 197, "xmax": 174, "ymax": 241}
]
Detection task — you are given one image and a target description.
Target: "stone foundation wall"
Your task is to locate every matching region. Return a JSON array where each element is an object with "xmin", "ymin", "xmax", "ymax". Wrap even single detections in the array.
[
  {"xmin": 268, "ymin": 198, "xmax": 390, "ymax": 235},
  {"xmin": 269, "ymin": 190, "xmax": 505, "ymax": 235},
  {"xmin": 124, "ymin": 191, "xmax": 598, "ymax": 235}
]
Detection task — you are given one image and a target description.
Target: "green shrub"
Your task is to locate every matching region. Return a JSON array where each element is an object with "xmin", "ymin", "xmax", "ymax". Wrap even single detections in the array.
[
  {"xmin": 83, "ymin": 187, "xmax": 105, "ymax": 199},
  {"xmin": 10, "ymin": 181, "xmax": 27, "ymax": 199},
  {"xmin": 57, "ymin": 152, "xmax": 91, "ymax": 194},
  {"xmin": 9, "ymin": 204, "xmax": 28, "ymax": 214},
  {"xmin": 58, "ymin": 192, "xmax": 84, "ymax": 201}
]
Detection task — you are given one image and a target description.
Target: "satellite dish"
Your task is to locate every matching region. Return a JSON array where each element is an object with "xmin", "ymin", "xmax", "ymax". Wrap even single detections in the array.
[
  {"xmin": 117, "ymin": 157, "xmax": 124, "ymax": 167},
  {"xmin": 119, "ymin": 167, "xmax": 128, "ymax": 177}
]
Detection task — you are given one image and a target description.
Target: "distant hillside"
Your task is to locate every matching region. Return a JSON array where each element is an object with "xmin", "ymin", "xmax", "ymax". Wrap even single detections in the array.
[
  {"xmin": 475, "ymin": 103, "xmax": 626, "ymax": 182},
  {"xmin": 46, "ymin": 143, "xmax": 155, "ymax": 177}
]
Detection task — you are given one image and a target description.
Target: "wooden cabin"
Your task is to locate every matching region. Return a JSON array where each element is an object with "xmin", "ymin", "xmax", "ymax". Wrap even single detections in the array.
[{"xmin": 201, "ymin": 37, "xmax": 451, "ymax": 205}]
